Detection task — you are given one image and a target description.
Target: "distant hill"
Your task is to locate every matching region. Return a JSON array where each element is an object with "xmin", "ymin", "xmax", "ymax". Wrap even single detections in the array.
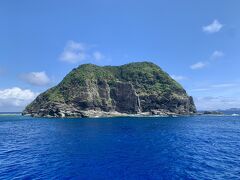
[
  {"xmin": 23, "ymin": 62, "xmax": 196, "ymax": 118},
  {"xmin": 198, "ymin": 108, "xmax": 240, "ymax": 115}
]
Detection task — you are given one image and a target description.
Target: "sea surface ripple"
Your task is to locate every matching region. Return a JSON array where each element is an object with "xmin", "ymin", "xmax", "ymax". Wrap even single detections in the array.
[{"xmin": 0, "ymin": 115, "xmax": 240, "ymax": 179}]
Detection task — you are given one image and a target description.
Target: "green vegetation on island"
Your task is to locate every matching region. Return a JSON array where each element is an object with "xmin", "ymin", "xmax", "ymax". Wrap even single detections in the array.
[{"xmin": 23, "ymin": 62, "xmax": 196, "ymax": 118}]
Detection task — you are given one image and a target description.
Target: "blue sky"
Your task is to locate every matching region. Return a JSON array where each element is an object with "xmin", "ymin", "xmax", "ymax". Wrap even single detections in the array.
[{"xmin": 0, "ymin": 0, "xmax": 240, "ymax": 111}]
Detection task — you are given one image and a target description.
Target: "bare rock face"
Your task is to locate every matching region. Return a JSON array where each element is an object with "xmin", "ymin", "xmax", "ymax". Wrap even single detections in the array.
[
  {"xmin": 110, "ymin": 82, "xmax": 141, "ymax": 113},
  {"xmin": 22, "ymin": 62, "xmax": 196, "ymax": 118}
]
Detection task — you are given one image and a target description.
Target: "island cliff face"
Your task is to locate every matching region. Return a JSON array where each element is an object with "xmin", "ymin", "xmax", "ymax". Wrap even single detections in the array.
[{"xmin": 22, "ymin": 62, "xmax": 196, "ymax": 118}]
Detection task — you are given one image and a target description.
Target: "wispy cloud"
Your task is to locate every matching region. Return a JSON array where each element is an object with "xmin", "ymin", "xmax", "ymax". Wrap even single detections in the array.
[
  {"xmin": 20, "ymin": 71, "xmax": 51, "ymax": 86},
  {"xmin": 59, "ymin": 41, "xmax": 89, "ymax": 63},
  {"xmin": 59, "ymin": 40, "xmax": 106, "ymax": 64},
  {"xmin": 190, "ymin": 88, "xmax": 210, "ymax": 92},
  {"xmin": 190, "ymin": 83, "xmax": 239, "ymax": 92},
  {"xmin": 210, "ymin": 50, "xmax": 224, "ymax": 60},
  {"xmin": 190, "ymin": 50, "xmax": 224, "ymax": 70},
  {"xmin": 190, "ymin": 82, "xmax": 240, "ymax": 110},
  {"xmin": 190, "ymin": 62, "xmax": 207, "ymax": 70},
  {"xmin": 171, "ymin": 75, "xmax": 187, "ymax": 81},
  {"xmin": 210, "ymin": 83, "xmax": 237, "ymax": 88},
  {"xmin": 194, "ymin": 96, "xmax": 240, "ymax": 110},
  {"xmin": 202, "ymin": 19, "xmax": 223, "ymax": 33},
  {"xmin": 0, "ymin": 87, "xmax": 38, "ymax": 109},
  {"xmin": 93, "ymin": 51, "xmax": 105, "ymax": 61}
]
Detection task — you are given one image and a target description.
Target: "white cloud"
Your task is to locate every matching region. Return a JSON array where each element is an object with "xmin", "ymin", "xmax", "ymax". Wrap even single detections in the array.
[
  {"xmin": 59, "ymin": 40, "xmax": 105, "ymax": 64},
  {"xmin": 194, "ymin": 96, "xmax": 240, "ymax": 110},
  {"xmin": 190, "ymin": 88, "xmax": 210, "ymax": 92},
  {"xmin": 0, "ymin": 87, "xmax": 38, "ymax": 110},
  {"xmin": 190, "ymin": 83, "xmax": 240, "ymax": 110},
  {"xmin": 171, "ymin": 75, "xmax": 187, "ymax": 81},
  {"xmin": 189, "ymin": 51, "xmax": 224, "ymax": 70},
  {"xmin": 203, "ymin": 19, "xmax": 223, "ymax": 33},
  {"xmin": 59, "ymin": 41, "xmax": 88, "ymax": 63},
  {"xmin": 60, "ymin": 41, "xmax": 88, "ymax": 63},
  {"xmin": 21, "ymin": 71, "xmax": 50, "ymax": 86},
  {"xmin": 93, "ymin": 51, "xmax": 105, "ymax": 61},
  {"xmin": 190, "ymin": 83, "xmax": 238, "ymax": 93},
  {"xmin": 210, "ymin": 50, "xmax": 224, "ymax": 60},
  {"xmin": 190, "ymin": 62, "xmax": 206, "ymax": 70}
]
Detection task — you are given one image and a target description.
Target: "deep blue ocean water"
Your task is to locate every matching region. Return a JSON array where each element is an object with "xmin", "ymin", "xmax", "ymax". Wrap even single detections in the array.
[{"xmin": 0, "ymin": 115, "xmax": 240, "ymax": 179}]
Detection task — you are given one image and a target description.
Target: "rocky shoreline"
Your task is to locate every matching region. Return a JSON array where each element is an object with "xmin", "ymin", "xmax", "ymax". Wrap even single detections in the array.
[
  {"xmin": 22, "ymin": 104, "xmax": 195, "ymax": 118},
  {"xmin": 22, "ymin": 111, "xmax": 190, "ymax": 118}
]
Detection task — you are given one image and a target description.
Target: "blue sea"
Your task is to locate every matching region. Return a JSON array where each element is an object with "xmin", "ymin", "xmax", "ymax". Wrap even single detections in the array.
[{"xmin": 0, "ymin": 115, "xmax": 240, "ymax": 179}]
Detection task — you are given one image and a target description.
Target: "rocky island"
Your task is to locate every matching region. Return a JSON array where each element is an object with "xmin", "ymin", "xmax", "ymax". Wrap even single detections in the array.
[{"xmin": 22, "ymin": 62, "xmax": 196, "ymax": 118}]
